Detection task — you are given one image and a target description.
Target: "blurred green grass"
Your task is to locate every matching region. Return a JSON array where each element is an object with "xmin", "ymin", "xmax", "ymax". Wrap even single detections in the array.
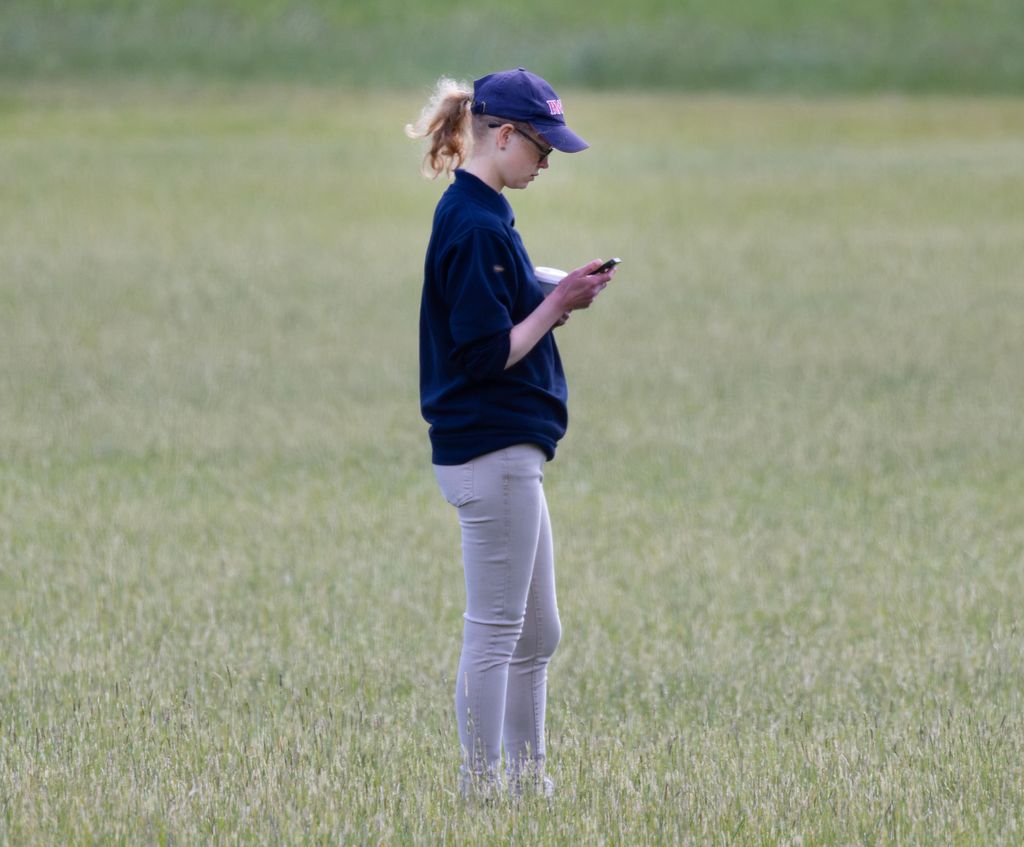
[
  {"xmin": 3, "ymin": 0, "xmax": 1024, "ymax": 92},
  {"xmin": 2, "ymin": 80, "xmax": 1024, "ymax": 843}
]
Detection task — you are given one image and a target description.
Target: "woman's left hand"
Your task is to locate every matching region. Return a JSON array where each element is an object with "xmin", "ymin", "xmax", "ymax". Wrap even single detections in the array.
[{"xmin": 554, "ymin": 311, "xmax": 571, "ymax": 327}]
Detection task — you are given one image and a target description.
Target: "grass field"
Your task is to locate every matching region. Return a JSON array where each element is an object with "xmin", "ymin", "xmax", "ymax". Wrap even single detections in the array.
[
  {"xmin": 2, "ymin": 82, "xmax": 1024, "ymax": 844},
  {"xmin": 4, "ymin": 0, "xmax": 1024, "ymax": 92}
]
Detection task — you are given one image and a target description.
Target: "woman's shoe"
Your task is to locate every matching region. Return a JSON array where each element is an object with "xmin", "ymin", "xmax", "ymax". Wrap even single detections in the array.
[
  {"xmin": 507, "ymin": 772, "xmax": 555, "ymax": 800},
  {"xmin": 458, "ymin": 765, "xmax": 504, "ymax": 803}
]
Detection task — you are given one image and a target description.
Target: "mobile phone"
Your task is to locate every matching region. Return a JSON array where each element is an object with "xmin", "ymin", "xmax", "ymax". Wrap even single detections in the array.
[{"xmin": 592, "ymin": 257, "xmax": 622, "ymax": 274}]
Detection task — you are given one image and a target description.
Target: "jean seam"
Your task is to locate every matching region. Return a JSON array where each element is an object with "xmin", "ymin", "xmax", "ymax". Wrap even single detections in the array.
[
  {"xmin": 499, "ymin": 448, "xmax": 513, "ymax": 620},
  {"xmin": 531, "ymin": 578, "xmax": 543, "ymax": 761}
]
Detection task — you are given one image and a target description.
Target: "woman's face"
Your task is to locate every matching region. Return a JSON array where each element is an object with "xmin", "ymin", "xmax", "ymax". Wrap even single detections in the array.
[{"xmin": 495, "ymin": 123, "xmax": 552, "ymax": 190}]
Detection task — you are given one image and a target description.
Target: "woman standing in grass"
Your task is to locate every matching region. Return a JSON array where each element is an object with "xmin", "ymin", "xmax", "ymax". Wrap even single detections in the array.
[{"xmin": 407, "ymin": 68, "xmax": 615, "ymax": 800}]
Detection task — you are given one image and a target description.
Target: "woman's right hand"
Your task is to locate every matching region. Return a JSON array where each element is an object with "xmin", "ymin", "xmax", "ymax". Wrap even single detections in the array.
[
  {"xmin": 507, "ymin": 259, "xmax": 617, "ymax": 369},
  {"xmin": 551, "ymin": 260, "xmax": 617, "ymax": 311}
]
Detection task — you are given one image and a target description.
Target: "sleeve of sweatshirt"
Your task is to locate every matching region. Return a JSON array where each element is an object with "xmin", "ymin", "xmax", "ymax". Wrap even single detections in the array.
[{"xmin": 441, "ymin": 229, "xmax": 517, "ymax": 380}]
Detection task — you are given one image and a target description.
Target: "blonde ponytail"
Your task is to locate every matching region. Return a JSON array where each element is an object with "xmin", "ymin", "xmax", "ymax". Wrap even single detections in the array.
[{"xmin": 405, "ymin": 77, "xmax": 474, "ymax": 179}]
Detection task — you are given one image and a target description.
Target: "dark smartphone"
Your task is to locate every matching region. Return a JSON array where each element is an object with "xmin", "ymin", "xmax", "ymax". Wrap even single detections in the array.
[{"xmin": 592, "ymin": 257, "xmax": 622, "ymax": 274}]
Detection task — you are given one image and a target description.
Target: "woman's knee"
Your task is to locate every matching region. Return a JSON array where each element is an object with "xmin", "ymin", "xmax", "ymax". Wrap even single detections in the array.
[
  {"xmin": 513, "ymin": 613, "xmax": 561, "ymax": 663},
  {"xmin": 463, "ymin": 618, "xmax": 525, "ymax": 664}
]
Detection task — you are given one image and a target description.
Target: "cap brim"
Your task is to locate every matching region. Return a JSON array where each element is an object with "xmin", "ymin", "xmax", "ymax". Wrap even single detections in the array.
[{"xmin": 531, "ymin": 121, "xmax": 590, "ymax": 153}]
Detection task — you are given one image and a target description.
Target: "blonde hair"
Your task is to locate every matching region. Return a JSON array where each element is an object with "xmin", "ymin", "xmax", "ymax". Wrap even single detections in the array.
[{"xmin": 405, "ymin": 77, "xmax": 477, "ymax": 179}]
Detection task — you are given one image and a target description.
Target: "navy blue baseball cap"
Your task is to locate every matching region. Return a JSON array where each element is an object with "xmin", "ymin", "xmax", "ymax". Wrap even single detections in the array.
[{"xmin": 471, "ymin": 67, "xmax": 589, "ymax": 153}]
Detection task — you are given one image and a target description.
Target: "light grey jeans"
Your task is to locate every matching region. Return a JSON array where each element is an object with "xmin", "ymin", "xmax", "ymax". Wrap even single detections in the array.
[{"xmin": 434, "ymin": 444, "xmax": 562, "ymax": 781}]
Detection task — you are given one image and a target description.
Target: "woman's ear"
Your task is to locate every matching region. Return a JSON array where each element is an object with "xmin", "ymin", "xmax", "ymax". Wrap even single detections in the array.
[{"xmin": 496, "ymin": 123, "xmax": 514, "ymax": 150}]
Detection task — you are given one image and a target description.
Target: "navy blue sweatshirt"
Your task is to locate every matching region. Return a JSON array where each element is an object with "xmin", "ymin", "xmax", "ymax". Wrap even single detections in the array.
[{"xmin": 420, "ymin": 170, "xmax": 568, "ymax": 465}]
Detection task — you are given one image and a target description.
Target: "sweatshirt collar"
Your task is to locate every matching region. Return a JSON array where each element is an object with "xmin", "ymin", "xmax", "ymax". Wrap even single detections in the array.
[{"xmin": 453, "ymin": 169, "xmax": 515, "ymax": 226}]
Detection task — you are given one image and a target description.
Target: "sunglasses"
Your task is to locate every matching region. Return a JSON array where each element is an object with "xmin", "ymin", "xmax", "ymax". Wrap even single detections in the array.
[{"xmin": 488, "ymin": 123, "xmax": 554, "ymax": 164}]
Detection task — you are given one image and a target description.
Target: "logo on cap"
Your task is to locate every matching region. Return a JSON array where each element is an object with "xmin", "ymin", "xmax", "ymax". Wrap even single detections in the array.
[{"xmin": 547, "ymin": 99, "xmax": 564, "ymax": 116}]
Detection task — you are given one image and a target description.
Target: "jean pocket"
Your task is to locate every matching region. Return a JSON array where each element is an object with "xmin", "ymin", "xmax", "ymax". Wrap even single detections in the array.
[{"xmin": 434, "ymin": 461, "xmax": 474, "ymax": 507}]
